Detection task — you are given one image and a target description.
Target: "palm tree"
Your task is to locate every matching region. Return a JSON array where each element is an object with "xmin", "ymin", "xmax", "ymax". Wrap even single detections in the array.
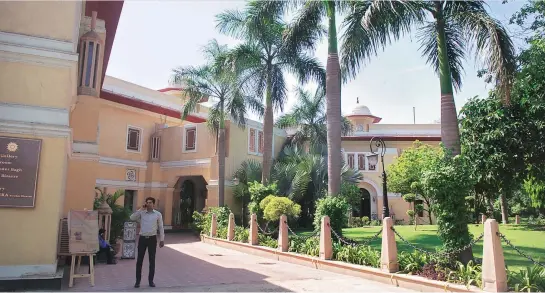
[
  {"xmin": 280, "ymin": 0, "xmax": 357, "ymax": 197},
  {"xmin": 340, "ymin": 0, "xmax": 516, "ymax": 155},
  {"xmin": 171, "ymin": 39, "xmax": 262, "ymax": 207},
  {"xmin": 216, "ymin": 1, "xmax": 326, "ymax": 186},
  {"xmin": 275, "ymin": 85, "xmax": 353, "ymax": 150}
]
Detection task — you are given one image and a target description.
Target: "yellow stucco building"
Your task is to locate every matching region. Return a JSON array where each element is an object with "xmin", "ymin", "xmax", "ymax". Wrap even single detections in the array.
[{"xmin": 0, "ymin": 1, "xmax": 440, "ymax": 287}]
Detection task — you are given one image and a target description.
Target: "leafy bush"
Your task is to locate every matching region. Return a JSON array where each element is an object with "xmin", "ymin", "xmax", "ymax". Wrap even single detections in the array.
[
  {"xmin": 191, "ymin": 206, "xmax": 233, "ymax": 236},
  {"xmin": 334, "ymin": 245, "xmax": 380, "ymax": 268},
  {"xmin": 447, "ymin": 261, "xmax": 482, "ymax": 289},
  {"xmin": 313, "ymin": 196, "xmax": 350, "ymax": 235},
  {"xmin": 370, "ymin": 219, "xmax": 381, "ymax": 226},
  {"xmin": 419, "ymin": 263, "xmax": 447, "ymax": 281},
  {"xmin": 234, "ymin": 226, "xmax": 249, "ymax": 243},
  {"xmin": 361, "ymin": 216, "xmax": 370, "ymax": 225},
  {"xmin": 258, "ymin": 234, "xmax": 278, "ymax": 249},
  {"xmin": 508, "ymin": 265, "xmax": 545, "ymax": 292},
  {"xmin": 398, "ymin": 250, "xmax": 434, "ymax": 274},
  {"xmin": 260, "ymin": 195, "xmax": 301, "ymax": 222},
  {"xmin": 340, "ymin": 182, "xmax": 361, "ymax": 211},
  {"xmin": 248, "ymin": 181, "xmax": 279, "ymax": 220},
  {"xmin": 289, "ymin": 236, "xmax": 320, "ymax": 256}
]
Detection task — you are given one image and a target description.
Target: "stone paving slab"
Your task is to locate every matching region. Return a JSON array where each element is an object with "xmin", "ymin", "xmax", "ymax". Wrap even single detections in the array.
[{"xmin": 63, "ymin": 233, "xmax": 413, "ymax": 292}]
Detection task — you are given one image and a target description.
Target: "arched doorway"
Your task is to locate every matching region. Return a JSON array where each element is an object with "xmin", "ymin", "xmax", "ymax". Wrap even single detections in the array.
[
  {"xmin": 359, "ymin": 188, "xmax": 371, "ymax": 218},
  {"xmin": 179, "ymin": 180, "xmax": 195, "ymax": 228},
  {"xmin": 172, "ymin": 176, "xmax": 207, "ymax": 229}
]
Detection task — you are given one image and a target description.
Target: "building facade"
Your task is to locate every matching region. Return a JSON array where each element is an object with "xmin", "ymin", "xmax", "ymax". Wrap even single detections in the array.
[{"xmin": 0, "ymin": 0, "xmax": 440, "ymax": 283}]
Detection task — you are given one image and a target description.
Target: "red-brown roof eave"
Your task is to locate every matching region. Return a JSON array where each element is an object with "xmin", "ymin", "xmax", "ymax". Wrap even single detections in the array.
[
  {"xmin": 100, "ymin": 90, "xmax": 206, "ymax": 123},
  {"xmin": 342, "ymin": 135, "xmax": 441, "ymax": 142}
]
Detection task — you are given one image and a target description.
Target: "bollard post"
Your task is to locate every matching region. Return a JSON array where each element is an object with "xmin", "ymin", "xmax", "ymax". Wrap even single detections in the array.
[
  {"xmin": 319, "ymin": 216, "xmax": 332, "ymax": 260},
  {"xmin": 482, "ymin": 214, "xmax": 487, "ymax": 224},
  {"xmin": 380, "ymin": 217, "xmax": 399, "ymax": 273},
  {"xmin": 249, "ymin": 213, "xmax": 258, "ymax": 245},
  {"xmin": 482, "ymin": 219, "xmax": 508, "ymax": 292},
  {"xmin": 278, "ymin": 214, "xmax": 288, "ymax": 252},
  {"xmin": 210, "ymin": 213, "xmax": 217, "ymax": 238},
  {"xmin": 227, "ymin": 213, "xmax": 235, "ymax": 241},
  {"xmin": 515, "ymin": 215, "xmax": 520, "ymax": 225}
]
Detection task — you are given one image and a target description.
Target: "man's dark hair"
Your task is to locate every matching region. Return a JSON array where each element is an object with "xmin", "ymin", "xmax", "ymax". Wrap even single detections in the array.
[
  {"xmin": 99, "ymin": 228, "xmax": 105, "ymax": 234},
  {"xmin": 145, "ymin": 197, "xmax": 156, "ymax": 204}
]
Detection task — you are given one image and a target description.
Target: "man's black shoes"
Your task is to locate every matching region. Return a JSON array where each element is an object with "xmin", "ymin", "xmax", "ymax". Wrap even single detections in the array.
[
  {"xmin": 134, "ymin": 282, "xmax": 140, "ymax": 288},
  {"xmin": 149, "ymin": 282, "xmax": 156, "ymax": 287}
]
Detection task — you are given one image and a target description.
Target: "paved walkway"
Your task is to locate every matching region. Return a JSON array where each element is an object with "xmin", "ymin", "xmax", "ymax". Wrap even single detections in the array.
[{"xmin": 63, "ymin": 233, "xmax": 413, "ymax": 292}]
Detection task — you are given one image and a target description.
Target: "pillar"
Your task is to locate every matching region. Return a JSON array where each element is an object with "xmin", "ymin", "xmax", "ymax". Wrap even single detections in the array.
[
  {"xmin": 482, "ymin": 219, "xmax": 508, "ymax": 292},
  {"xmin": 380, "ymin": 217, "xmax": 398, "ymax": 273},
  {"xmin": 97, "ymin": 201, "xmax": 112, "ymax": 242},
  {"xmin": 278, "ymin": 214, "xmax": 288, "ymax": 252},
  {"xmin": 515, "ymin": 215, "xmax": 520, "ymax": 224},
  {"xmin": 249, "ymin": 213, "xmax": 258, "ymax": 245},
  {"xmin": 319, "ymin": 216, "xmax": 332, "ymax": 260},
  {"xmin": 482, "ymin": 214, "xmax": 487, "ymax": 224},
  {"xmin": 227, "ymin": 213, "xmax": 235, "ymax": 241},
  {"xmin": 210, "ymin": 213, "xmax": 217, "ymax": 238}
]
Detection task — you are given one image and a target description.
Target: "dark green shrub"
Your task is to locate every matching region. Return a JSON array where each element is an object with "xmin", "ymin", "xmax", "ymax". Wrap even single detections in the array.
[{"xmin": 314, "ymin": 196, "xmax": 350, "ymax": 235}]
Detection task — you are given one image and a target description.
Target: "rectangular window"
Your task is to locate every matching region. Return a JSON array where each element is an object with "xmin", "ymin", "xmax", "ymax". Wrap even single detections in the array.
[
  {"xmin": 358, "ymin": 154, "xmax": 365, "ymax": 170},
  {"xmin": 92, "ymin": 43, "xmax": 100, "ymax": 89},
  {"xmin": 85, "ymin": 41, "xmax": 94, "ymax": 87},
  {"xmin": 127, "ymin": 127, "xmax": 141, "ymax": 152},
  {"xmin": 347, "ymin": 154, "xmax": 355, "ymax": 169},
  {"xmin": 258, "ymin": 130, "xmax": 264, "ymax": 154},
  {"xmin": 249, "ymin": 129, "xmax": 256, "ymax": 152},
  {"xmin": 150, "ymin": 136, "xmax": 161, "ymax": 160},
  {"xmin": 185, "ymin": 127, "xmax": 196, "ymax": 151}
]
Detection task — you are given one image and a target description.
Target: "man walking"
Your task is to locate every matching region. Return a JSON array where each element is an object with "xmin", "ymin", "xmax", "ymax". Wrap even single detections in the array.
[{"xmin": 130, "ymin": 197, "xmax": 165, "ymax": 288}]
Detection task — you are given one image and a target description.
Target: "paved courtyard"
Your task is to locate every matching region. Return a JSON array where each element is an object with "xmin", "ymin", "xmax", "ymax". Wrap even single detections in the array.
[{"xmin": 63, "ymin": 233, "xmax": 413, "ymax": 292}]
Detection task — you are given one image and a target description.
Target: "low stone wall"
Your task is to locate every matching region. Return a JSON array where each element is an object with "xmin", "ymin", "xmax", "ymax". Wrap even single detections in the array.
[{"xmin": 200, "ymin": 235, "xmax": 482, "ymax": 293}]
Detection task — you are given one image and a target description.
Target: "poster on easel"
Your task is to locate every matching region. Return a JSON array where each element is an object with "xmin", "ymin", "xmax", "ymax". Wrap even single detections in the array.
[{"xmin": 68, "ymin": 210, "xmax": 99, "ymax": 254}]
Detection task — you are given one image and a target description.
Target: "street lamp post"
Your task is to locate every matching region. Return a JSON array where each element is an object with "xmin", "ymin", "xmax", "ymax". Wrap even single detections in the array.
[{"xmin": 367, "ymin": 137, "xmax": 389, "ymax": 219}]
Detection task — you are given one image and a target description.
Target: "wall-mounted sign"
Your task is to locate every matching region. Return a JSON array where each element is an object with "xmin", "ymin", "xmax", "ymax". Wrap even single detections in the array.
[{"xmin": 0, "ymin": 136, "xmax": 42, "ymax": 208}]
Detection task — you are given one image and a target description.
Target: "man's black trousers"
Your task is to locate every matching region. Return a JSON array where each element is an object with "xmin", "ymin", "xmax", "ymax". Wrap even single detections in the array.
[{"xmin": 135, "ymin": 235, "xmax": 157, "ymax": 283}]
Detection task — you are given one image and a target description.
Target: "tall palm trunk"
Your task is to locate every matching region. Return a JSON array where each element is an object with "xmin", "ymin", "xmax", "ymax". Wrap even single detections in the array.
[
  {"xmin": 326, "ymin": 1, "xmax": 342, "ymax": 196},
  {"xmin": 436, "ymin": 10, "xmax": 461, "ymax": 156},
  {"xmin": 262, "ymin": 66, "xmax": 274, "ymax": 185},
  {"xmin": 218, "ymin": 102, "xmax": 226, "ymax": 207}
]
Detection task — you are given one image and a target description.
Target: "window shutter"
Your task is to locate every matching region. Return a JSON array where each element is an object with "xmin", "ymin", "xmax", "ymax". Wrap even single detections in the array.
[
  {"xmin": 258, "ymin": 130, "xmax": 264, "ymax": 154},
  {"xmin": 127, "ymin": 128, "xmax": 140, "ymax": 151},
  {"xmin": 358, "ymin": 154, "xmax": 365, "ymax": 170},
  {"xmin": 249, "ymin": 129, "xmax": 256, "ymax": 152},
  {"xmin": 186, "ymin": 128, "xmax": 196, "ymax": 150},
  {"xmin": 347, "ymin": 154, "xmax": 355, "ymax": 169}
]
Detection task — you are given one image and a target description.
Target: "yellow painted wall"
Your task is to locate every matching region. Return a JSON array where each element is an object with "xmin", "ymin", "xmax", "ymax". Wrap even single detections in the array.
[
  {"xmin": 0, "ymin": 61, "xmax": 77, "ymax": 108},
  {"xmin": 0, "ymin": 1, "xmax": 78, "ymax": 41},
  {"xmin": 64, "ymin": 159, "xmax": 98, "ymax": 215},
  {"xmin": 0, "ymin": 135, "xmax": 68, "ymax": 266}
]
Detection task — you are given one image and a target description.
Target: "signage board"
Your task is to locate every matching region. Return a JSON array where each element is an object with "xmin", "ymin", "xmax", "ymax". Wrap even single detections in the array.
[
  {"xmin": 68, "ymin": 210, "xmax": 99, "ymax": 254},
  {"xmin": 0, "ymin": 136, "xmax": 42, "ymax": 208}
]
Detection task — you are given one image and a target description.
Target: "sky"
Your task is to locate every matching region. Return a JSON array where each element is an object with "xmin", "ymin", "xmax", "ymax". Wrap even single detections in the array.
[{"xmin": 107, "ymin": 0, "xmax": 528, "ymax": 125}]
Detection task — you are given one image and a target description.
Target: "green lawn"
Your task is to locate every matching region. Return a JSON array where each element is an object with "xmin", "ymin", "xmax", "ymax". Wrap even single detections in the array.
[{"xmin": 301, "ymin": 224, "xmax": 545, "ymax": 271}]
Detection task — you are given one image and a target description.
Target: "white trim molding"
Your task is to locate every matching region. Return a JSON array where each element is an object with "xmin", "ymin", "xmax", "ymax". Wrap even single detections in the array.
[
  {"xmin": 0, "ymin": 263, "xmax": 58, "ymax": 279},
  {"xmin": 0, "ymin": 103, "xmax": 69, "ymax": 126},
  {"xmin": 72, "ymin": 141, "xmax": 98, "ymax": 155},
  {"xmin": 160, "ymin": 158, "xmax": 211, "ymax": 169},
  {"xmin": 0, "ymin": 102, "xmax": 72, "ymax": 139},
  {"xmin": 208, "ymin": 179, "xmax": 236, "ymax": 187},
  {"xmin": 95, "ymin": 179, "xmax": 168, "ymax": 189},
  {"xmin": 0, "ymin": 31, "xmax": 78, "ymax": 65},
  {"xmin": 99, "ymin": 156, "xmax": 147, "ymax": 169}
]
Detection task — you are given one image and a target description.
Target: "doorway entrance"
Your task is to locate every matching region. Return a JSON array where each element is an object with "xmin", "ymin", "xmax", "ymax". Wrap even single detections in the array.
[
  {"xmin": 172, "ymin": 176, "xmax": 207, "ymax": 229},
  {"xmin": 359, "ymin": 188, "xmax": 371, "ymax": 218}
]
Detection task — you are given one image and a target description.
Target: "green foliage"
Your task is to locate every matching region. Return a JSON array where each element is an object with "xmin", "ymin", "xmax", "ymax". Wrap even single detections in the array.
[
  {"xmin": 349, "ymin": 216, "xmax": 370, "ymax": 228},
  {"xmin": 313, "ymin": 196, "xmax": 350, "ymax": 235},
  {"xmin": 289, "ymin": 236, "xmax": 320, "ymax": 256},
  {"xmin": 447, "ymin": 261, "xmax": 482, "ymax": 289},
  {"xmin": 422, "ymin": 153, "xmax": 474, "ymax": 257},
  {"xmin": 233, "ymin": 226, "xmax": 249, "ymax": 243},
  {"xmin": 402, "ymin": 193, "xmax": 416, "ymax": 203},
  {"xmin": 260, "ymin": 195, "xmax": 301, "ymax": 222},
  {"xmin": 191, "ymin": 206, "xmax": 232, "ymax": 236},
  {"xmin": 508, "ymin": 265, "xmax": 545, "ymax": 292},
  {"xmin": 258, "ymin": 234, "xmax": 278, "ymax": 249},
  {"xmin": 524, "ymin": 176, "xmax": 545, "ymax": 209},
  {"xmin": 93, "ymin": 188, "xmax": 130, "ymax": 244},
  {"xmin": 334, "ymin": 245, "xmax": 380, "ymax": 268},
  {"xmin": 340, "ymin": 181, "xmax": 361, "ymax": 211},
  {"xmin": 398, "ymin": 251, "xmax": 435, "ymax": 274}
]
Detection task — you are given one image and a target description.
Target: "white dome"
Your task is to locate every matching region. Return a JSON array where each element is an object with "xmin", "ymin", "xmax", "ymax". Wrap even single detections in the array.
[{"xmin": 349, "ymin": 104, "xmax": 373, "ymax": 116}]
